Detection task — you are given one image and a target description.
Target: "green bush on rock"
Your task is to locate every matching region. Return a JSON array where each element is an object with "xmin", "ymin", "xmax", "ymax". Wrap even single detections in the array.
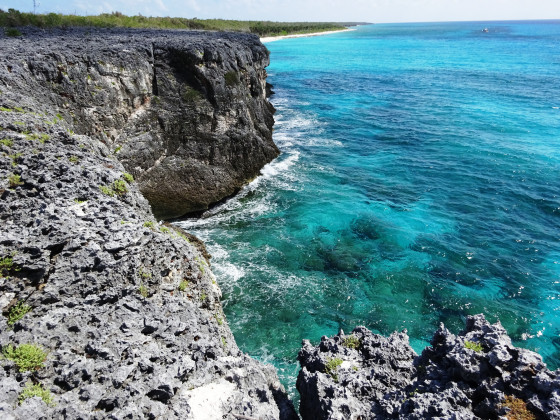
[
  {"xmin": 342, "ymin": 335, "xmax": 360, "ymax": 349},
  {"xmin": 325, "ymin": 357, "xmax": 343, "ymax": 382},
  {"xmin": 7, "ymin": 301, "xmax": 31, "ymax": 326},
  {"xmin": 464, "ymin": 340, "xmax": 483, "ymax": 353},
  {"xmin": 2, "ymin": 343, "xmax": 47, "ymax": 372},
  {"xmin": 8, "ymin": 173, "xmax": 23, "ymax": 188},
  {"xmin": 18, "ymin": 382, "xmax": 55, "ymax": 407}
]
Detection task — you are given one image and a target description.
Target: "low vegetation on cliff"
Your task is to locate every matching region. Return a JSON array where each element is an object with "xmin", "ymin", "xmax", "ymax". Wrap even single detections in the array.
[{"xmin": 0, "ymin": 8, "xmax": 347, "ymax": 37}]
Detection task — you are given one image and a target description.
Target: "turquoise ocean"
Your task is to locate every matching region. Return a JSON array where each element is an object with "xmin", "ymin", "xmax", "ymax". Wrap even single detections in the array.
[{"xmin": 177, "ymin": 21, "xmax": 560, "ymax": 399}]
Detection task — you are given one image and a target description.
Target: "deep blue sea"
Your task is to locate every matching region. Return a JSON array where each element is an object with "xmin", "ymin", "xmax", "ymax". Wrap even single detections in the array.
[{"xmin": 177, "ymin": 21, "xmax": 560, "ymax": 399}]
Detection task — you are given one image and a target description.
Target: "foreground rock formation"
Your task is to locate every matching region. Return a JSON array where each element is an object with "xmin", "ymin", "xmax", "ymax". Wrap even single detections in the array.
[
  {"xmin": 297, "ymin": 314, "xmax": 560, "ymax": 419},
  {"xmin": 0, "ymin": 27, "xmax": 294, "ymax": 419},
  {"xmin": 1, "ymin": 27, "xmax": 278, "ymax": 219}
]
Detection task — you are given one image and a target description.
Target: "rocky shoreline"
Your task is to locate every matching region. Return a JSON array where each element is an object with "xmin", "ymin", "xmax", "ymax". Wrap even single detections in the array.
[
  {"xmin": 1, "ymin": 26, "xmax": 558, "ymax": 420},
  {"xmin": 0, "ymin": 27, "xmax": 294, "ymax": 419}
]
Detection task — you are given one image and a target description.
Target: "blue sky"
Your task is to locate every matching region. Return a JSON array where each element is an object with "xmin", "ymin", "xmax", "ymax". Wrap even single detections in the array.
[{"xmin": 1, "ymin": 0, "xmax": 558, "ymax": 23}]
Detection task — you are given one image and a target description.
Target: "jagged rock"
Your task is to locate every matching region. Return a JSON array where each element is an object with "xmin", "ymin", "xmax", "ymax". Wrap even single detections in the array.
[
  {"xmin": 0, "ymin": 28, "xmax": 295, "ymax": 419},
  {"xmin": 297, "ymin": 315, "xmax": 560, "ymax": 419},
  {"xmin": 0, "ymin": 26, "xmax": 278, "ymax": 219}
]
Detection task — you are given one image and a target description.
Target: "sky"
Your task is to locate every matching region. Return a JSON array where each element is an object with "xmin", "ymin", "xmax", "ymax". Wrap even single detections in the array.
[{"xmin": 1, "ymin": 0, "xmax": 558, "ymax": 23}]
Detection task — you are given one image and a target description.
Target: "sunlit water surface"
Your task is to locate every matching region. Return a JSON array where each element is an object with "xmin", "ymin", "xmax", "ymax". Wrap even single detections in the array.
[{"xmin": 176, "ymin": 21, "xmax": 560, "ymax": 400}]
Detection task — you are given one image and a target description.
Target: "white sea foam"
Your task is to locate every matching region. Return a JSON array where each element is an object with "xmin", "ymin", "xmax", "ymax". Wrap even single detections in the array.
[
  {"xmin": 204, "ymin": 243, "xmax": 246, "ymax": 284},
  {"xmin": 215, "ymin": 260, "xmax": 245, "ymax": 283},
  {"xmin": 260, "ymin": 152, "xmax": 300, "ymax": 178}
]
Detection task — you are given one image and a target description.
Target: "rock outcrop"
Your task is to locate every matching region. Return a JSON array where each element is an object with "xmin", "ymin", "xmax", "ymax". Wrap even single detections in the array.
[
  {"xmin": 1, "ymin": 27, "xmax": 278, "ymax": 219},
  {"xmin": 0, "ymin": 27, "xmax": 294, "ymax": 419},
  {"xmin": 297, "ymin": 315, "xmax": 560, "ymax": 419}
]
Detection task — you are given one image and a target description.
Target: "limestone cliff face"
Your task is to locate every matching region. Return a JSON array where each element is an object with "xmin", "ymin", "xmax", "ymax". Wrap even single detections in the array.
[
  {"xmin": 0, "ymin": 27, "xmax": 294, "ymax": 419},
  {"xmin": 4, "ymin": 27, "xmax": 278, "ymax": 219}
]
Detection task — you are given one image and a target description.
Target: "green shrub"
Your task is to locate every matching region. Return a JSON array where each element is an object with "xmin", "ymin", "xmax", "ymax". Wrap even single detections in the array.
[
  {"xmin": 139, "ymin": 267, "xmax": 152, "ymax": 279},
  {"xmin": 18, "ymin": 382, "xmax": 55, "ymax": 407},
  {"xmin": 99, "ymin": 177, "xmax": 129, "ymax": 197},
  {"xmin": 122, "ymin": 172, "xmax": 134, "ymax": 183},
  {"xmin": 178, "ymin": 280, "xmax": 189, "ymax": 292},
  {"xmin": 9, "ymin": 152, "xmax": 22, "ymax": 167},
  {"xmin": 0, "ymin": 9, "xmax": 346, "ymax": 37},
  {"xmin": 8, "ymin": 173, "xmax": 23, "ymax": 188},
  {"xmin": 68, "ymin": 155, "xmax": 79, "ymax": 164},
  {"xmin": 195, "ymin": 256, "xmax": 206, "ymax": 274},
  {"xmin": 175, "ymin": 231, "xmax": 190, "ymax": 243},
  {"xmin": 181, "ymin": 86, "xmax": 201, "ymax": 102},
  {"xmin": 0, "ymin": 138, "xmax": 13, "ymax": 147},
  {"xmin": 7, "ymin": 301, "xmax": 31, "ymax": 326},
  {"xmin": 464, "ymin": 340, "xmax": 483, "ymax": 353},
  {"xmin": 139, "ymin": 283, "xmax": 148, "ymax": 298},
  {"xmin": 112, "ymin": 179, "xmax": 128, "ymax": 196},
  {"xmin": 99, "ymin": 185, "xmax": 114, "ymax": 196},
  {"xmin": 324, "ymin": 357, "xmax": 343, "ymax": 382},
  {"xmin": 224, "ymin": 71, "xmax": 238, "ymax": 86},
  {"xmin": 160, "ymin": 226, "xmax": 170, "ymax": 234},
  {"xmin": 143, "ymin": 221, "xmax": 155, "ymax": 229},
  {"xmin": 25, "ymin": 133, "xmax": 49, "ymax": 143},
  {"xmin": 342, "ymin": 335, "xmax": 360, "ymax": 349},
  {"xmin": 0, "ymin": 253, "xmax": 18, "ymax": 276},
  {"xmin": 2, "ymin": 343, "xmax": 47, "ymax": 372},
  {"xmin": 5, "ymin": 28, "xmax": 22, "ymax": 37}
]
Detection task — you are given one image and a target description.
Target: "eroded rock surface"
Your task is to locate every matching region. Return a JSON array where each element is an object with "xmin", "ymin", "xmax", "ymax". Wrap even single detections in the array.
[
  {"xmin": 297, "ymin": 315, "xmax": 560, "ymax": 419},
  {"xmin": 0, "ymin": 28, "xmax": 294, "ymax": 419},
  {"xmin": 1, "ymin": 27, "xmax": 278, "ymax": 219}
]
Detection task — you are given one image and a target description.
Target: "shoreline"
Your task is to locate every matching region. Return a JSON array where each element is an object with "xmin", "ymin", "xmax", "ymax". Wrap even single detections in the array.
[{"xmin": 260, "ymin": 27, "xmax": 354, "ymax": 43}]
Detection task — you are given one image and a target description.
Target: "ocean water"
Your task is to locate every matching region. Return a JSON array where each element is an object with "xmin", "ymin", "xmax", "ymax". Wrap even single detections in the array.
[{"xmin": 176, "ymin": 21, "xmax": 560, "ymax": 398}]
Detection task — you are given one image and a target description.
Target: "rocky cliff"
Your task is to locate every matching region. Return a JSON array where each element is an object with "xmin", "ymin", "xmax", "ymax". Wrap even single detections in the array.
[
  {"xmin": 4, "ymin": 26, "xmax": 558, "ymax": 420},
  {"xmin": 297, "ymin": 315, "xmax": 560, "ymax": 419},
  {"xmin": 0, "ymin": 27, "xmax": 294, "ymax": 419},
  {"xmin": 1, "ymin": 27, "xmax": 278, "ymax": 220}
]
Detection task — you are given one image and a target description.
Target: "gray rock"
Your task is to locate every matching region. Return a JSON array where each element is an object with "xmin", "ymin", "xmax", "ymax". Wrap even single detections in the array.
[
  {"xmin": 297, "ymin": 315, "xmax": 560, "ymax": 419},
  {"xmin": 0, "ymin": 27, "xmax": 295, "ymax": 419},
  {"xmin": 0, "ymin": 26, "xmax": 278, "ymax": 219}
]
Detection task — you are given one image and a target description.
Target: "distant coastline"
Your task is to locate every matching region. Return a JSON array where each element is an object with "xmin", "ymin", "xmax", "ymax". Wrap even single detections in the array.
[{"xmin": 261, "ymin": 28, "xmax": 355, "ymax": 43}]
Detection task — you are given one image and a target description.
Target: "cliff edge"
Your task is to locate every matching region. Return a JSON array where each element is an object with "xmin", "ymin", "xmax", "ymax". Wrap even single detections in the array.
[
  {"xmin": 1, "ymin": 27, "xmax": 278, "ymax": 220},
  {"xmin": 0, "ymin": 27, "xmax": 294, "ymax": 419}
]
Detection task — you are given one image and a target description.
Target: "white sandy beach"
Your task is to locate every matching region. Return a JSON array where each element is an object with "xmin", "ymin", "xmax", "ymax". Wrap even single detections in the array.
[{"xmin": 260, "ymin": 28, "xmax": 355, "ymax": 43}]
